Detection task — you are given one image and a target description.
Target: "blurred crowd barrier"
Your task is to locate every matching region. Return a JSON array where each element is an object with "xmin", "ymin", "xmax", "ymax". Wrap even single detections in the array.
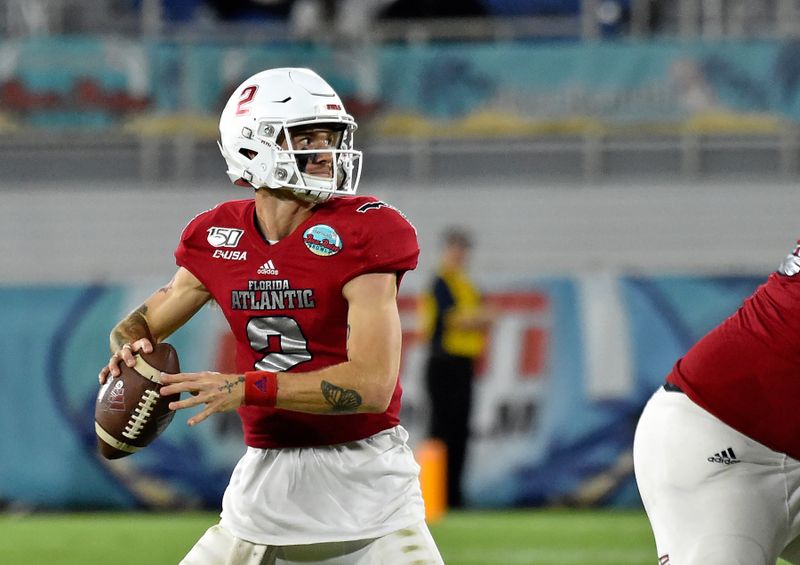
[
  {"xmin": 0, "ymin": 274, "xmax": 761, "ymax": 510},
  {"xmin": 2, "ymin": 36, "xmax": 800, "ymax": 138}
]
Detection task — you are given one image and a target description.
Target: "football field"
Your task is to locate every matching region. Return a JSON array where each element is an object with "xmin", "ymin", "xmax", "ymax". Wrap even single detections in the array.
[{"xmin": 0, "ymin": 509, "xmax": 790, "ymax": 564}]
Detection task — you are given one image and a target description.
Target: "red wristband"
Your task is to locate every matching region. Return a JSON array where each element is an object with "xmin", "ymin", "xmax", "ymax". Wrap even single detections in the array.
[{"xmin": 244, "ymin": 371, "xmax": 278, "ymax": 407}]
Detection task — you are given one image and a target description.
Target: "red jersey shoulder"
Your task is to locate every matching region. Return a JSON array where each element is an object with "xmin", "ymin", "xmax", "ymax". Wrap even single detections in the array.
[
  {"xmin": 325, "ymin": 195, "xmax": 417, "ymax": 237},
  {"xmin": 176, "ymin": 199, "xmax": 254, "ymax": 273},
  {"xmin": 179, "ymin": 199, "xmax": 253, "ymax": 246},
  {"xmin": 316, "ymin": 196, "xmax": 420, "ymax": 280}
]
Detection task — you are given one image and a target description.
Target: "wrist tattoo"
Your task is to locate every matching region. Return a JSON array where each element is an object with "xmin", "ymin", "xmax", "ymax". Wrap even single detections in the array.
[
  {"xmin": 321, "ymin": 380, "xmax": 362, "ymax": 412},
  {"xmin": 219, "ymin": 376, "xmax": 245, "ymax": 394}
]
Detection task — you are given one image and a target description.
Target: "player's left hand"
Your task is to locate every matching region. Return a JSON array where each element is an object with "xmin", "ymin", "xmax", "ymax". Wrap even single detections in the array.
[{"xmin": 160, "ymin": 371, "xmax": 245, "ymax": 426}]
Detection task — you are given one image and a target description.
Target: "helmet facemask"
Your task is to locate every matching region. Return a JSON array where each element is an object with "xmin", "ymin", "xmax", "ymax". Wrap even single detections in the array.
[
  {"xmin": 280, "ymin": 121, "xmax": 362, "ymax": 202},
  {"xmin": 221, "ymin": 118, "xmax": 362, "ymax": 203}
]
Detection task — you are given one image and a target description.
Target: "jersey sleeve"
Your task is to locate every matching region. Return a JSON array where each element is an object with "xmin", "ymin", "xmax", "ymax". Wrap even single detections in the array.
[
  {"xmin": 343, "ymin": 202, "xmax": 420, "ymax": 283},
  {"xmin": 174, "ymin": 210, "xmax": 213, "ymax": 288}
]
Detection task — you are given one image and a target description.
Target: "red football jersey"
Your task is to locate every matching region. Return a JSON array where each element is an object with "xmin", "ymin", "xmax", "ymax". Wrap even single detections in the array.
[
  {"xmin": 175, "ymin": 195, "xmax": 419, "ymax": 448},
  {"xmin": 667, "ymin": 242, "xmax": 800, "ymax": 459}
]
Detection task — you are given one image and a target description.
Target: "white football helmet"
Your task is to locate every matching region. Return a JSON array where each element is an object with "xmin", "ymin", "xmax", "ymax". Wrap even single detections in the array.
[{"xmin": 218, "ymin": 67, "xmax": 363, "ymax": 202}]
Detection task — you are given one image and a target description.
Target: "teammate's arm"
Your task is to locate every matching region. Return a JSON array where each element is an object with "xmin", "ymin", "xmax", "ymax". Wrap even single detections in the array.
[
  {"xmin": 160, "ymin": 272, "xmax": 402, "ymax": 424},
  {"xmin": 99, "ymin": 266, "xmax": 212, "ymax": 384}
]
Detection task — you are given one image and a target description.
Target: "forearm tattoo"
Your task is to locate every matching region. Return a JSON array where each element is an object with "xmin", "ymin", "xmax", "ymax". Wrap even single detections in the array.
[
  {"xmin": 158, "ymin": 276, "xmax": 176, "ymax": 294},
  {"xmin": 218, "ymin": 376, "xmax": 245, "ymax": 394},
  {"xmin": 111, "ymin": 304, "xmax": 151, "ymax": 349},
  {"xmin": 321, "ymin": 380, "xmax": 362, "ymax": 412}
]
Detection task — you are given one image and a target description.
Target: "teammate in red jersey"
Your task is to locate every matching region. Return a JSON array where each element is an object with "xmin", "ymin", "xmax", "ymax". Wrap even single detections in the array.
[
  {"xmin": 634, "ymin": 241, "xmax": 800, "ymax": 565},
  {"xmin": 98, "ymin": 68, "xmax": 443, "ymax": 564}
]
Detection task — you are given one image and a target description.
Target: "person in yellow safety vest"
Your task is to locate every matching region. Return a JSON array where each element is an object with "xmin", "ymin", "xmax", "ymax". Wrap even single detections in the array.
[{"xmin": 420, "ymin": 227, "xmax": 495, "ymax": 509}]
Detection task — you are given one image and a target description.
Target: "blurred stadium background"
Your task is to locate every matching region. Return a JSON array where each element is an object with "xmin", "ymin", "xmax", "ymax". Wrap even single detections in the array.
[{"xmin": 2, "ymin": 1, "xmax": 800, "ymax": 563}]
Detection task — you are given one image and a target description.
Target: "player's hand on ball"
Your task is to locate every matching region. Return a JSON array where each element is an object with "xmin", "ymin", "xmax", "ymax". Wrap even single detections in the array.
[
  {"xmin": 95, "ymin": 342, "xmax": 181, "ymax": 459},
  {"xmin": 99, "ymin": 338, "xmax": 155, "ymax": 384},
  {"xmin": 160, "ymin": 372, "xmax": 245, "ymax": 426}
]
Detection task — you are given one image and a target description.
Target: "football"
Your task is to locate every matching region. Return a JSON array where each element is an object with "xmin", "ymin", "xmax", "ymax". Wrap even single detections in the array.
[{"xmin": 94, "ymin": 342, "xmax": 181, "ymax": 459}]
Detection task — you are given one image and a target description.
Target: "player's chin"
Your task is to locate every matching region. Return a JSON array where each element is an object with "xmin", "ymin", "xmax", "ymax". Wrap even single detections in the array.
[{"xmin": 268, "ymin": 187, "xmax": 306, "ymax": 202}]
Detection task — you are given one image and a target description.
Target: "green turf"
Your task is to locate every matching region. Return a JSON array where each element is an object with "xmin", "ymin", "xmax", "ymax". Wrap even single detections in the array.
[
  {"xmin": 0, "ymin": 511, "xmax": 218, "ymax": 565},
  {"xmin": 430, "ymin": 509, "xmax": 656, "ymax": 564},
  {"xmin": 0, "ymin": 509, "xmax": 792, "ymax": 564}
]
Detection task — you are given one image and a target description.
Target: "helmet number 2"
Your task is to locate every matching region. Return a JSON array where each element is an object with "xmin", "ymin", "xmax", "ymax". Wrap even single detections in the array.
[
  {"xmin": 236, "ymin": 85, "xmax": 258, "ymax": 116},
  {"xmin": 247, "ymin": 316, "xmax": 311, "ymax": 371}
]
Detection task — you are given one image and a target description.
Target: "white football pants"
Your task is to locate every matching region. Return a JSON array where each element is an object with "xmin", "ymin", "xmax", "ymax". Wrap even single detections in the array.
[
  {"xmin": 634, "ymin": 387, "xmax": 800, "ymax": 564},
  {"xmin": 179, "ymin": 520, "xmax": 444, "ymax": 565}
]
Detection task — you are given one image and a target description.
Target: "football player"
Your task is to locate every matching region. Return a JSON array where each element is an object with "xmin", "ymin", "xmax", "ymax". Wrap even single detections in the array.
[
  {"xmin": 634, "ymin": 242, "xmax": 800, "ymax": 564},
  {"xmin": 99, "ymin": 68, "xmax": 444, "ymax": 564}
]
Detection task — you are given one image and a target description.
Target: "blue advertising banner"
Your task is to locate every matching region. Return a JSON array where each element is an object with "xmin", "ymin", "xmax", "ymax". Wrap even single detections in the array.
[{"xmin": 0, "ymin": 274, "xmax": 762, "ymax": 510}]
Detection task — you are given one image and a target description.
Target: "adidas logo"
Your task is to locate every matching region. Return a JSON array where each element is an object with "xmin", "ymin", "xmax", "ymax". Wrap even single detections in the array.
[
  {"xmin": 707, "ymin": 447, "xmax": 741, "ymax": 465},
  {"xmin": 257, "ymin": 259, "xmax": 279, "ymax": 275}
]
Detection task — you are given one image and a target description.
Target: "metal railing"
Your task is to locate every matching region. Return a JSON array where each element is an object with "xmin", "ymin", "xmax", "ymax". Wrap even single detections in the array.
[{"xmin": 1, "ymin": 128, "xmax": 797, "ymax": 186}]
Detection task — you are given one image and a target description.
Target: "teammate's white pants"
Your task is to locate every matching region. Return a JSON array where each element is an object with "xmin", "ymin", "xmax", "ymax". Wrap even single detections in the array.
[
  {"xmin": 634, "ymin": 387, "xmax": 800, "ymax": 565},
  {"xmin": 179, "ymin": 520, "xmax": 444, "ymax": 565}
]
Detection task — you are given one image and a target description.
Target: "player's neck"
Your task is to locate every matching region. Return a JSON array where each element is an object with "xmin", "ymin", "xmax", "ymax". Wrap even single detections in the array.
[{"xmin": 254, "ymin": 190, "xmax": 316, "ymax": 242}]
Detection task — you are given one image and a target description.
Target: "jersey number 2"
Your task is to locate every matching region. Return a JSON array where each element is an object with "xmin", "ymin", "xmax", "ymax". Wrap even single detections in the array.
[{"xmin": 247, "ymin": 316, "xmax": 311, "ymax": 371}]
